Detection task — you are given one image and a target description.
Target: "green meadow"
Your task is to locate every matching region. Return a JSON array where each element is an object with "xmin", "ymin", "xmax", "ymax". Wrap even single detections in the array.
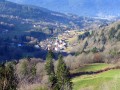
[{"xmin": 72, "ymin": 63, "xmax": 120, "ymax": 90}]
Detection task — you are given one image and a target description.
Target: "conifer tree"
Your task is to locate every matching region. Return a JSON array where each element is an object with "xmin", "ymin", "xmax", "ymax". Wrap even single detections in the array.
[
  {"xmin": 4, "ymin": 62, "xmax": 18, "ymax": 90},
  {"xmin": 0, "ymin": 64, "xmax": 5, "ymax": 90},
  {"xmin": 56, "ymin": 55, "xmax": 72, "ymax": 90},
  {"xmin": 45, "ymin": 50, "xmax": 57, "ymax": 89},
  {"xmin": 0, "ymin": 62, "xmax": 18, "ymax": 90}
]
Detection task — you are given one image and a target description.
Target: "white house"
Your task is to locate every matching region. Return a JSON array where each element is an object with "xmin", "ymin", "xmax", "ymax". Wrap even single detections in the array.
[
  {"xmin": 18, "ymin": 44, "xmax": 22, "ymax": 47},
  {"xmin": 34, "ymin": 45, "xmax": 40, "ymax": 49}
]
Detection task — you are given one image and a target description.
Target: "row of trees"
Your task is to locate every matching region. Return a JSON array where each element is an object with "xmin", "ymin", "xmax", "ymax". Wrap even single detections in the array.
[
  {"xmin": 0, "ymin": 51, "xmax": 72, "ymax": 90},
  {"xmin": 45, "ymin": 51, "xmax": 72, "ymax": 90}
]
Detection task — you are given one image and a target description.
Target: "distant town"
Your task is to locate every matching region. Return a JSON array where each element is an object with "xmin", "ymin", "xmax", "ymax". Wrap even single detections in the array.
[{"xmin": 39, "ymin": 30, "xmax": 92, "ymax": 53}]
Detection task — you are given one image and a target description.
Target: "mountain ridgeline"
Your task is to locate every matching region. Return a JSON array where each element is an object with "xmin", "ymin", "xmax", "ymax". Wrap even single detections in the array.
[
  {"xmin": 0, "ymin": 0, "xmax": 80, "ymax": 38},
  {"xmin": 8, "ymin": 0, "xmax": 120, "ymax": 17},
  {"xmin": 0, "ymin": 0, "xmax": 73, "ymax": 24}
]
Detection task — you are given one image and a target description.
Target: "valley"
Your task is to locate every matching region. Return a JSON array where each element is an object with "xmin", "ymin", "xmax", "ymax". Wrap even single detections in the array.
[
  {"xmin": 0, "ymin": 0, "xmax": 112, "ymax": 61},
  {"xmin": 0, "ymin": 0, "xmax": 120, "ymax": 90}
]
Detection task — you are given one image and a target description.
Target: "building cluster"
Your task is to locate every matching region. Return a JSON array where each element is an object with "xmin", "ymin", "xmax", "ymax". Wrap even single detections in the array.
[
  {"xmin": 39, "ymin": 30, "xmax": 87, "ymax": 52},
  {"xmin": 0, "ymin": 22, "xmax": 14, "ymax": 27},
  {"xmin": 39, "ymin": 38, "xmax": 67, "ymax": 52},
  {"xmin": 0, "ymin": 21, "xmax": 15, "ymax": 33},
  {"xmin": 0, "ymin": 14, "xmax": 19, "ymax": 19}
]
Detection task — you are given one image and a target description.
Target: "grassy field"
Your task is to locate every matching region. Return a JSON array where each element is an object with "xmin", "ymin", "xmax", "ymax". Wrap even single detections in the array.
[
  {"xmin": 66, "ymin": 36, "xmax": 78, "ymax": 44},
  {"xmin": 71, "ymin": 63, "xmax": 114, "ymax": 74},
  {"xmin": 72, "ymin": 63, "xmax": 120, "ymax": 90}
]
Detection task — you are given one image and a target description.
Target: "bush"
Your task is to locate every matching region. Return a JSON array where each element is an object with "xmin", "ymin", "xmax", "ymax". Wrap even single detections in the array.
[
  {"xmin": 109, "ymin": 27, "xmax": 117, "ymax": 39},
  {"xmin": 64, "ymin": 53, "xmax": 94, "ymax": 70},
  {"xmin": 93, "ymin": 53, "xmax": 104, "ymax": 63},
  {"xmin": 116, "ymin": 32, "xmax": 120, "ymax": 41},
  {"xmin": 91, "ymin": 47, "xmax": 98, "ymax": 53}
]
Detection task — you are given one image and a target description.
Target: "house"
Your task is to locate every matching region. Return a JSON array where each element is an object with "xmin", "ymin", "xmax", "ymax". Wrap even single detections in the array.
[
  {"xmin": 54, "ymin": 46, "xmax": 60, "ymax": 52},
  {"xmin": 34, "ymin": 45, "xmax": 40, "ymax": 49},
  {"xmin": 18, "ymin": 44, "xmax": 22, "ymax": 47}
]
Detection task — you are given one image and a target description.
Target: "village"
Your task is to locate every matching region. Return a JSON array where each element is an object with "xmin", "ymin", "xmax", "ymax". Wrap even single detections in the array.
[
  {"xmin": 0, "ymin": 13, "xmax": 93, "ymax": 56},
  {"xmin": 39, "ymin": 30, "xmax": 89, "ymax": 53}
]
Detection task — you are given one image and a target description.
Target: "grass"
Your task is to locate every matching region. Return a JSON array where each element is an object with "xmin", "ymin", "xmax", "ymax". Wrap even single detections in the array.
[
  {"xmin": 34, "ymin": 87, "xmax": 48, "ymax": 90},
  {"xmin": 66, "ymin": 36, "xmax": 78, "ymax": 44},
  {"xmin": 72, "ymin": 63, "xmax": 120, "ymax": 90},
  {"xmin": 64, "ymin": 47, "xmax": 72, "ymax": 53},
  {"xmin": 77, "ymin": 31, "xmax": 85, "ymax": 35},
  {"xmin": 71, "ymin": 63, "xmax": 114, "ymax": 74}
]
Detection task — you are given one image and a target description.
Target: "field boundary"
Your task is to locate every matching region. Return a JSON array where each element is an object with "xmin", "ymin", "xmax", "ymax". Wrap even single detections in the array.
[{"xmin": 71, "ymin": 66, "xmax": 120, "ymax": 78}]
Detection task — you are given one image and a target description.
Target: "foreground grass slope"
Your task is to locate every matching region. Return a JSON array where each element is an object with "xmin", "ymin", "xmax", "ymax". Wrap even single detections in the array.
[
  {"xmin": 72, "ymin": 63, "xmax": 120, "ymax": 90},
  {"xmin": 71, "ymin": 63, "xmax": 114, "ymax": 74}
]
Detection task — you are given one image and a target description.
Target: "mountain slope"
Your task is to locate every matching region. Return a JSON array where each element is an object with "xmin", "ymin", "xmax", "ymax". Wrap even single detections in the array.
[
  {"xmin": 7, "ymin": 0, "xmax": 120, "ymax": 17},
  {"xmin": 0, "ymin": 0, "xmax": 80, "ymax": 37},
  {"xmin": 0, "ymin": 0, "xmax": 111, "ymax": 38},
  {"xmin": 71, "ymin": 21, "xmax": 120, "ymax": 60},
  {"xmin": 0, "ymin": 1, "xmax": 74, "ymax": 24}
]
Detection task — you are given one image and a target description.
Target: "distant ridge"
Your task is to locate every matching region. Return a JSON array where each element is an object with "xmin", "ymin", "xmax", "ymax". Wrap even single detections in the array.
[
  {"xmin": 8, "ymin": 0, "xmax": 120, "ymax": 18},
  {"xmin": 0, "ymin": 0, "xmax": 75, "ymax": 24}
]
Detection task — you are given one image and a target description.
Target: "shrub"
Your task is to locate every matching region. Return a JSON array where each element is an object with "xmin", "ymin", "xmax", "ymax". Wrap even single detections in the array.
[
  {"xmin": 93, "ymin": 53, "xmax": 104, "ymax": 63},
  {"xmin": 109, "ymin": 27, "xmax": 117, "ymax": 39},
  {"xmin": 116, "ymin": 32, "xmax": 120, "ymax": 41},
  {"xmin": 91, "ymin": 47, "xmax": 98, "ymax": 53}
]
